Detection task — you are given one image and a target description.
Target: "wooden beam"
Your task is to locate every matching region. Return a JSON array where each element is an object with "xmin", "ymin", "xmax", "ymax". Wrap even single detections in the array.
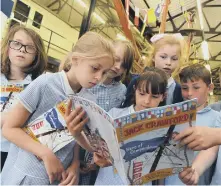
[
  {"xmin": 112, "ymin": 0, "xmax": 141, "ymax": 61},
  {"xmin": 159, "ymin": 0, "xmax": 170, "ymax": 33}
]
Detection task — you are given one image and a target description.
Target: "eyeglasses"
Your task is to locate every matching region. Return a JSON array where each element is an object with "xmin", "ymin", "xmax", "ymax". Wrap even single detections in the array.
[{"xmin": 9, "ymin": 40, "xmax": 36, "ymax": 54}]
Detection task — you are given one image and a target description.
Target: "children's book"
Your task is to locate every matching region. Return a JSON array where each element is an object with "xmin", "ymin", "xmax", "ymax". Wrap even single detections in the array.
[
  {"xmin": 23, "ymin": 96, "xmax": 197, "ymax": 184},
  {"xmin": 0, "ymin": 84, "xmax": 29, "ymax": 112}
]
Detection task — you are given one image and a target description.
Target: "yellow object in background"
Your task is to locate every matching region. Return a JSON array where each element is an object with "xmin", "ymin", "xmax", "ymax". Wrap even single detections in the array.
[{"xmin": 147, "ymin": 8, "xmax": 157, "ymax": 25}]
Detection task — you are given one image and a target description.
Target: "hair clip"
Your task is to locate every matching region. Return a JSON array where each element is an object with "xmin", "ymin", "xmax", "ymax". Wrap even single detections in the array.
[{"xmin": 150, "ymin": 33, "xmax": 184, "ymax": 43}]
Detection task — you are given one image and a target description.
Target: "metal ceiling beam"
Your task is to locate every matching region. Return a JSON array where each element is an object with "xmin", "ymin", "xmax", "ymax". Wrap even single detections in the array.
[
  {"xmin": 189, "ymin": 58, "xmax": 221, "ymax": 62},
  {"xmin": 168, "ymin": 11, "xmax": 177, "ymax": 31},
  {"xmin": 79, "ymin": 0, "xmax": 97, "ymax": 38}
]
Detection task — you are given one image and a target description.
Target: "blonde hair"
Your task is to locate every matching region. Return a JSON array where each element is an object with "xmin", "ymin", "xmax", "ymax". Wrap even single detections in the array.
[
  {"xmin": 60, "ymin": 31, "xmax": 114, "ymax": 71},
  {"xmin": 145, "ymin": 35, "xmax": 187, "ymax": 77}
]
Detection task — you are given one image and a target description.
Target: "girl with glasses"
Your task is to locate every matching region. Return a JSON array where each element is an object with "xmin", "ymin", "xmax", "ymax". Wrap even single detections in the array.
[{"xmin": 1, "ymin": 24, "xmax": 47, "ymax": 170}]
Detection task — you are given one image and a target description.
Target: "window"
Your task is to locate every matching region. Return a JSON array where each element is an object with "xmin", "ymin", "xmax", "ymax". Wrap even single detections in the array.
[
  {"xmin": 10, "ymin": 19, "xmax": 19, "ymax": 28},
  {"xmin": 47, "ymin": 56, "xmax": 60, "ymax": 73},
  {"xmin": 32, "ymin": 11, "xmax": 43, "ymax": 29},
  {"xmin": 14, "ymin": 0, "xmax": 30, "ymax": 22}
]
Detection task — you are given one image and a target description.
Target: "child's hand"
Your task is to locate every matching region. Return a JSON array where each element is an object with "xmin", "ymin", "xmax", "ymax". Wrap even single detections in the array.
[
  {"xmin": 65, "ymin": 99, "xmax": 89, "ymax": 138},
  {"xmin": 59, "ymin": 161, "xmax": 80, "ymax": 185},
  {"xmin": 94, "ymin": 152, "xmax": 112, "ymax": 168},
  {"xmin": 174, "ymin": 126, "xmax": 219, "ymax": 150},
  {"xmin": 41, "ymin": 150, "xmax": 66, "ymax": 184},
  {"xmin": 179, "ymin": 167, "xmax": 199, "ymax": 185}
]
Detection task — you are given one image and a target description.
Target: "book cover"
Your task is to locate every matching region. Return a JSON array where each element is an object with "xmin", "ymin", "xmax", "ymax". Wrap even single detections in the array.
[
  {"xmin": 23, "ymin": 95, "xmax": 197, "ymax": 184},
  {"xmin": 0, "ymin": 84, "xmax": 29, "ymax": 112}
]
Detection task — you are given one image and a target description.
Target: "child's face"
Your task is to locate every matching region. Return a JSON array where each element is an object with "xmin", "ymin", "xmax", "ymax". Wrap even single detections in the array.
[
  {"xmin": 134, "ymin": 84, "xmax": 164, "ymax": 111},
  {"xmin": 154, "ymin": 44, "xmax": 180, "ymax": 76},
  {"xmin": 181, "ymin": 78, "xmax": 213, "ymax": 110},
  {"xmin": 74, "ymin": 56, "xmax": 113, "ymax": 88},
  {"xmin": 107, "ymin": 44, "xmax": 125, "ymax": 79},
  {"xmin": 8, "ymin": 30, "xmax": 36, "ymax": 70}
]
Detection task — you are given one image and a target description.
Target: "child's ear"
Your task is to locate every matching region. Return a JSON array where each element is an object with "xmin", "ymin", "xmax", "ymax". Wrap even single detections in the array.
[
  {"xmin": 71, "ymin": 56, "xmax": 78, "ymax": 66},
  {"xmin": 208, "ymin": 83, "xmax": 214, "ymax": 93}
]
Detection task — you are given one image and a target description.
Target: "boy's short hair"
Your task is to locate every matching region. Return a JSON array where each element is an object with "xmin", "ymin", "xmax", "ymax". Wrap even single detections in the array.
[{"xmin": 179, "ymin": 64, "xmax": 212, "ymax": 86}]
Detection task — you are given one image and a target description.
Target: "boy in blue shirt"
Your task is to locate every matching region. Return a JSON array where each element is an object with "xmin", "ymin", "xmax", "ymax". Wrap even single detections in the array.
[{"xmin": 165, "ymin": 64, "xmax": 221, "ymax": 185}]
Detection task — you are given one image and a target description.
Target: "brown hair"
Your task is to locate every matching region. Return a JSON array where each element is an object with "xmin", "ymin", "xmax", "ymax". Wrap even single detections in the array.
[
  {"xmin": 112, "ymin": 39, "xmax": 135, "ymax": 82},
  {"xmin": 145, "ymin": 35, "xmax": 187, "ymax": 76},
  {"xmin": 122, "ymin": 67, "xmax": 167, "ymax": 107},
  {"xmin": 1, "ymin": 24, "xmax": 47, "ymax": 80},
  {"xmin": 60, "ymin": 31, "xmax": 115, "ymax": 71},
  {"xmin": 179, "ymin": 63, "xmax": 212, "ymax": 86}
]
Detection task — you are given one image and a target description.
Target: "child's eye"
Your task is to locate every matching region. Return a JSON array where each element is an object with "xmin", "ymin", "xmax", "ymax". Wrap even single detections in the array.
[
  {"xmin": 193, "ymin": 87, "xmax": 200, "ymax": 90},
  {"xmin": 139, "ymin": 91, "xmax": 145, "ymax": 96},
  {"xmin": 14, "ymin": 41, "xmax": 20, "ymax": 46},
  {"xmin": 160, "ymin": 56, "xmax": 166, "ymax": 59},
  {"xmin": 91, "ymin": 66, "xmax": 98, "ymax": 71},
  {"xmin": 172, "ymin": 58, "xmax": 178, "ymax": 61},
  {"xmin": 152, "ymin": 95, "xmax": 160, "ymax": 98},
  {"xmin": 181, "ymin": 87, "xmax": 188, "ymax": 90}
]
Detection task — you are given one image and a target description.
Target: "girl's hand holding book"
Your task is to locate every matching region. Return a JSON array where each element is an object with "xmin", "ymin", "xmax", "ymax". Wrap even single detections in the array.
[
  {"xmin": 65, "ymin": 99, "xmax": 89, "ymax": 139},
  {"xmin": 179, "ymin": 167, "xmax": 199, "ymax": 185},
  {"xmin": 41, "ymin": 149, "xmax": 66, "ymax": 184},
  {"xmin": 65, "ymin": 99, "xmax": 94, "ymax": 152}
]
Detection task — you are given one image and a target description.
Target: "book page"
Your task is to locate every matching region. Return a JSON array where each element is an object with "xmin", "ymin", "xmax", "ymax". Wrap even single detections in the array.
[
  {"xmin": 72, "ymin": 96, "xmax": 127, "ymax": 181},
  {"xmin": 114, "ymin": 99, "xmax": 197, "ymax": 184}
]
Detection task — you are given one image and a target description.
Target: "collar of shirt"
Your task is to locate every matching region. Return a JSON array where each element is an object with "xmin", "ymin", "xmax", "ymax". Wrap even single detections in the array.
[
  {"xmin": 167, "ymin": 77, "xmax": 175, "ymax": 88},
  {"xmin": 1, "ymin": 74, "xmax": 32, "ymax": 84},
  {"xmin": 128, "ymin": 105, "xmax": 135, "ymax": 114},
  {"xmin": 61, "ymin": 70, "xmax": 96, "ymax": 102},
  {"xmin": 61, "ymin": 70, "xmax": 75, "ymax": 96},
  {"xmin": 197, "ymin": 105, "xmax": 212, "ymax": 114},
  {"xmin": 98, "ymin": 80, "xmax": 120, "ymax": 88}
]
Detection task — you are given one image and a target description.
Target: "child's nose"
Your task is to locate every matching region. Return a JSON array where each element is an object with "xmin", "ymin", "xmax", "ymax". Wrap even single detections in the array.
[
  {"xmin": 144, "ymin": 95, "xmax": 150, "ymax": 104},
  {"xmin": 95, "ymin": 72, "xmax": 103, "ymax": 82},
  {"xmin": 187, "ymin": 89, "xmax": 193, "ymax": 97},
  {"xmin": 166, "ymin": 60, "xmax": 172, "ymax": 66},
  {"xmin": 114, "ymin": 63, "xmax": 121, "ymax": 70},
  {"xmin": 19, "ymin": 46, "xmax": 26, "ymax": 53}
]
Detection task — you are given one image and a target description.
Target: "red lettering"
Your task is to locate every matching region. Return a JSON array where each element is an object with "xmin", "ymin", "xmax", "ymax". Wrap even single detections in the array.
[
  {"xmin": 134, "ymin": 162, "xmax": 143, "ymax": 167},
  {"xmin": 31, "ymin": 121, "xmax": 43, "ymax": 130},
  {"xmin": 133, "ymin": 167, "xmax": 142, "ymax": 174},
  {"xmin": 124, "ymin": 125, "xmax": 144, "ymax": 137}
]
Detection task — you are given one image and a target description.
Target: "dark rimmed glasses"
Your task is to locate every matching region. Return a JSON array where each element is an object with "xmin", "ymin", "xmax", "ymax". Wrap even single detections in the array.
[{"xmin": 9, "ymin": 40, "xmax": 36, "ymax": 54}]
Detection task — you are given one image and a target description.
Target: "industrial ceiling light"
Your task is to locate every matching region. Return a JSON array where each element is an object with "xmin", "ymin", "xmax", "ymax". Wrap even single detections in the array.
[
  {"xmin": 117, "ymin": 33, "xmax": 127, "ymax": 40},
  {"xmin": 93, "ymin": 13, "xmax": 105, "ymax": 24},
  {"xmin": 201, "ymin": 40, "xmax": 210, "ymax": 60},
  {"xmin": 76, "ymin": 0, "xmax": 87, "ymax": 8}
]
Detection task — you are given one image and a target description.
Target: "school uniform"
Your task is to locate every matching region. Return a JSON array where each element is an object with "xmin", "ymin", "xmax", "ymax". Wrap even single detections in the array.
[
  {"xmin": 211, "ymin": 146, "xmax": 221, "ymax": 185},
  {"xmin": 166, "ymin": 77, "xmax": 183, "ymax": 105},
  {"xmin": 89, "ymin": 81, "xmax": 126, "ymax": 112},
  {"xmin": 210, "ymin": 101, "xmax": 221, "ymax": 112},
  {"xmin": 1, "ymin": 71, "xmax": 96, "ymax": 185},
  {"xmin": 165, "ymin": 106, "xmax": 221, "ymax": 185},
  {"xmin": 1, "ymin": 74, "xmax": 32, "ymax": 170},
  {"xmin": 95, "ymin": 105, "xmax": 152, "ymax": 185}
]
